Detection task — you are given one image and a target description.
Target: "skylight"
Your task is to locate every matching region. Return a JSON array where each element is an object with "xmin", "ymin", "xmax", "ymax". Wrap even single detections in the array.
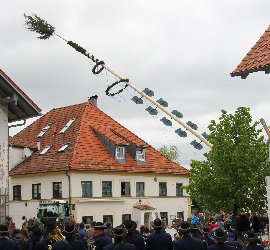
[
  {"xmin": 59, "ymin": 118, "xmax": 76, "ymax": 134},
  {"xmin": 136, "ymin": 148, "xmax": 146, "ymax": 162},
  {"xmin": 37, "ymin": 124, "xmax": 51, "ymax": 138},
  {"xmin": 58, "ymin": 143, "xmax": 70, "ymax": 152},
  {"xmin": 39, "ymin": 146, "xmax": 51, "ymax": 155}
]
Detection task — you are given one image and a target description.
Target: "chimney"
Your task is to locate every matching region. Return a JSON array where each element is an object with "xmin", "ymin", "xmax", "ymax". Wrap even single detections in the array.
[{"xmin": 88, "ymin": 95, "xmax": 98, "ymax": 107}]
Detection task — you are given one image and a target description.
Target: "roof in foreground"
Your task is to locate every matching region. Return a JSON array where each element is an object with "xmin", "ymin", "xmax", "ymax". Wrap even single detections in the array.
[
  {"xmin": 10, "ymin": 101, "xmax": 189, "ymax": 176},
  {"xmin": 231, "ymin": 25, "xmax": 270, "ymax": 79},
  {"xmin": 0, "ymin": 69, "xmax": 41, "ymax": 122}
]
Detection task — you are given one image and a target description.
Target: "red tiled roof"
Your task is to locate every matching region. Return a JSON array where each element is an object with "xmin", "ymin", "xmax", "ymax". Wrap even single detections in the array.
[
  {"xmin": 9, "ymin": 102, "xmax": 189, "ymax": 175},
  {"xmin": 133, "ymin": 205, "xmax": 155, "ymax": 210},
  {"xmin": 231, "ymin": 26, "xmax": 270, "ymax": 78},
  {"xmin": 0, "ymin": 69, "xmax": 41, "ymax": 112}
]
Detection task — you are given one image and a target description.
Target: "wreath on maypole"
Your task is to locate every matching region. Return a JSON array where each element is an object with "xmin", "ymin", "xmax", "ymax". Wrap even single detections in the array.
[{"xmin": 23, "ymin": 13, "xmax": 213, "ymax": 149}]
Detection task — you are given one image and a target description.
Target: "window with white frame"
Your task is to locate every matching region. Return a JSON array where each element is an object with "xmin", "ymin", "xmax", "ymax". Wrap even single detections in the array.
[
  {"xmin": 39, "ymin": 146, "xmax": 51, "ymax": 155},
  {"xmin": 37, "ymin": 124, "xmax": 51, "ymax": 138},
  {"xmin": 136, "ymin": 148, "xmax": 146, "ymax": 162},
  {"xmin": 59, "ymin": 118, "xmax": 76, "ymax": 134},
  {"xmin": 58, "ymin": 143, "xmax": 70, "ymax": 152},
  {"xmin": 115, "ymin": 146, "xmax": 125, "ymax": 160}
]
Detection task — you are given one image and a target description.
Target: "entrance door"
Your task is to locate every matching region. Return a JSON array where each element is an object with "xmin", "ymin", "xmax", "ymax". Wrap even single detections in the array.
[{"xmin": 144, "ymin": 212, "xmax": 150, "ymax": 228}]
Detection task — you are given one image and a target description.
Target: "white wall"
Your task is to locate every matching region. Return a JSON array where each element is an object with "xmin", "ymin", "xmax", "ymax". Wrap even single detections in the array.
[
  {"xmin": 0, "ymin": 104, "xmax": 9, "ymax": 192},
  {"xmin": 9, "ymin": 171, "xmax": 190, "ymax": 229},
  {"xmin": 9, "ymin": 147, "xmax": 27, "ymax": 170}
]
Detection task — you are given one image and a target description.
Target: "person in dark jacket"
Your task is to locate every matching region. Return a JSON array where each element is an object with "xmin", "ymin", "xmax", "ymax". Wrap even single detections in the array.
[
  {"xmin": 25, "ymin": 225, "xmax": 47, "ymax": 250},
  {"xmin": 208, "ymin": 228, "xmax": 235, "ymax": 250},
  {"xmin": 0, "ymin": 224, "xmax": 21, "ymax": 250},
  {"xmin": 51, "ymin": 221, "xmax": 86, "ymax": 250},
  {"xmin": 146, "ymin": 218, "xmax": 173, "ymax": 250},
  {"xmin": 202, "ymin": 227, "xmax": 215, "ymax": 247},
  {"xmin": 104, "ymin": 226, "xmax": 135, "ymax": 250},
  {"xmin": 242, "ymin": 230, "xmax": 264, "ymax": 250},
  {"xmin": 123, "ymin": 220, "xmax": 145, "ymax": 250},
  {"xmin": 173, "ymin": 221, "xmax": 204, "ymax": 250},
  {"xmin": 93, "ymin": 222, "xmax": 112, "ymax": 250},
  {"xmin": 191, "ymin": 224, "xmax": 207, "ymax": 250}
]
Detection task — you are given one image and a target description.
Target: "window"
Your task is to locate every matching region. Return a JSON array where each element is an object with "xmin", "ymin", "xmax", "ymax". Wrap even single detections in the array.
[
  {"xmin": 59, "ymin": 118, "xmax": 76, "ymax": 134},
  {"xmin": 177, "ymin": 212, "xmax": 184, "ymax": 221},
  {"xmin": 37, "ymin": 124, "xmax": 51, "ymax": 138},
  {"xmin": 176, "ymin": 183, "xmax": 183, "ymax": 197},
  {"xmin": 58, "ymin": 143, "xmax": 70, "ymax": 152},
  {"xmin": 136, "ymin": 148, "xmax": 146, "ymax": 162},
  {"xmin": 13, "ymin": 185, "xmax": 21, "ymax": 200},
  {"xmin": 122, "ymin": 214, "xmax": 131, "ymax": 222},
  {"xmin": 32, "ymin": 183, "xmax": 41, "ymax": 200},
  {"xmin": 102, "ymin": 181, "xmax": 112, "ymax": 197},
  {"xmin": 115, "ymin": 147, "xmax": 125, "ymax": 160},
  {"xmin": 103, "ymin": 215, "xmax": 113, "ymax": 227},
  {"xmin": 159, "ymin": 182, "xmax": 167, "ymax": 196},
  {"xmin": 82, "ymin": 216, "xmax": 93, "ymax": 224},
  {"xmin": 121, "ymin": 182, "xmax": 131, "ymax": 196},
  {"xmin": 39, "ymin": 146, "xmax": 51, "ymax": 155},
  {"xmin": 136, "ymin": 182, "xmax": 145, "ymax": 197},
  {"xmin": 160, "ymin": 212, "xmax": 168, "ymax": 225},
  {"xmin": 81, "ymin": 181, "xmax": 92, "ymax": 197},
  {"xmin": 53, "ymin": 182, "xmax": 62, "ymax": 198}
]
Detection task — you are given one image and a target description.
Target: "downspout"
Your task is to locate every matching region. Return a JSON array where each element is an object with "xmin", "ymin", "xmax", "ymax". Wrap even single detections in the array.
[{"xmin": 65, "ymin": 170, "xmax": 71, "ymax": 216}]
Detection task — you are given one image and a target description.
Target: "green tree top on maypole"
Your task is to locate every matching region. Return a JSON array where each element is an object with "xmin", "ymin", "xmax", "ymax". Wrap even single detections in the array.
[{"xmin": 187, "ymin": 107, "xmax": 270, "ymax": 217}]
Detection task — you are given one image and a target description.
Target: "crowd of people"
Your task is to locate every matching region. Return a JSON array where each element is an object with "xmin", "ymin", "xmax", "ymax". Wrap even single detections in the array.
[{"xmin": 0, "ymin": 211, "xmax": 269, "ymax": 250}]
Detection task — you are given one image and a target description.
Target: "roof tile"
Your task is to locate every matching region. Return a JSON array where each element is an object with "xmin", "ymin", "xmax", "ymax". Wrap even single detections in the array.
[{"xmin": 10, "ymin": 102, "xmax": 189, "ymax": 175}]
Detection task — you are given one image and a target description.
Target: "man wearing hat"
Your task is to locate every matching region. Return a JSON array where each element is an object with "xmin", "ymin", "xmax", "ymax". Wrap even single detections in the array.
[
  {"xmin": 242, "ymin": 230, "xmax": 264, "ymax": 250},
  {"xmin": 208, "ymin": 228, "xmax": 235, "ymax": 250},
  {"xmin": 123, "ymin": 220, "xmax": 145, "ymax": 250},
  {"xmin": 93, "ymin": 222, "xmax": 112, "ymax": 250},
  {"xmin": 173, "ymin": 221, "xmax": 204, "ymax": 250},
  {"xmin": 104, "ymin": 226, "xmax": 135, "ymax": 250},
  {"xmin": 0, "ymin": 224, "xmax": 21, "ymax": 250},
  {"xmin": 146, "ymin": 218, "xmax": 173, "ymax": 250},
  {"xmin": 51, "ymin": 221, "xmax": 86, "ymax": 250}
]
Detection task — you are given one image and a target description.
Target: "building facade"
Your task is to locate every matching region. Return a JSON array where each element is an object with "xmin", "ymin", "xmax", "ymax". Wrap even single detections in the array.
[{"xmin": 9, "ymin": 97, "xmax": 190, "ymax": 228}]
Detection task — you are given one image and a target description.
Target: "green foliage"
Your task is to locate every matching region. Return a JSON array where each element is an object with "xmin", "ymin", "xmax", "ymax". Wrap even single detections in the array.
[
  {"xmin": 158, "ymin": 145, "xmax": 180, "ymax": 162},
  {"xmin": 24, "ymin": 14, "xmax": 55, "ymax": 40},
  {"xmin": 187, "ymin": 107, "xmax": 270, "ymax": 215}
]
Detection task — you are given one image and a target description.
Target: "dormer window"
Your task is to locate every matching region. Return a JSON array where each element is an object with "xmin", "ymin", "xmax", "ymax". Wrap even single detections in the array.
[
  {"xmin": 39, "ymin": 146, "xmax": 51, "ymax": 155},
  {"xmin": 59, "ymin": 118, "xmax": 76, "ymax": 134},
  {"xmin": 136, "ymin": 148, "xmax": 146, "ymax": 162},
  {"xmin": 58, "ymin": 143, "xmax": 70, "ymax": 152},
  {"xmin": 115, "ymin": 146, "xmax": 125, "ymax": 160},
  {"xmin": 37, "ymin": 124, "xmax": 51, "ymax": 138}
]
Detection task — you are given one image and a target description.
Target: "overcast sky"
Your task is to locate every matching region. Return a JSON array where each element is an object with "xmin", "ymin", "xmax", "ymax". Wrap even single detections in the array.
[{"xmin": 1, "ymin": 0, "xmax": 270, "ymax": 167}]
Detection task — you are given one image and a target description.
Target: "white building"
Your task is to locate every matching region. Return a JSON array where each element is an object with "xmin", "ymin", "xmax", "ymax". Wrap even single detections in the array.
[
  {"xmin": 9, "ymin": 97, "xmax": 190, "ymax": 228},
  {"xmin": 0, "ymin": 69, "xmax": 41, "ymax": 222}
]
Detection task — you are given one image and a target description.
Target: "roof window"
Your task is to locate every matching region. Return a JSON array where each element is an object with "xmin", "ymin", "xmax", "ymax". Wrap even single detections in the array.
[
  {"xmin": 59, "ymin": 118, "xmax": 76, "ymax": 134},
  {"xmin": 136, "ymin": 148, "xmax": 146, "ymax": 162},
  {"xmin": 58, "ymin": 143, "xmax": 70, "ymax": 152},
  {"xmin": 39, "ymin": 146, "xmax": 51, "ymax": 155},
  {"xmin": 37, "ymin": 124, "xmax": 51, "ymax": 138},
  {"xmin": 115, "ymin": 146, "xmax": 125, "ymax": 160}
]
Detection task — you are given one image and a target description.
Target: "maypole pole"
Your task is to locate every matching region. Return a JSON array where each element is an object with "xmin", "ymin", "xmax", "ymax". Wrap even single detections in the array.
[{"xmin": 24, "ymin": 13, "xmax": 213, "ymax": 149}]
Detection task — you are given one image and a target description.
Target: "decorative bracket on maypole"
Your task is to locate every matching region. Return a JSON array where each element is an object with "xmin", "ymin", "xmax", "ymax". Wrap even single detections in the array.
[{"xmin": 23, "ymin": 13, "xmax": 213, "ymax": 149}]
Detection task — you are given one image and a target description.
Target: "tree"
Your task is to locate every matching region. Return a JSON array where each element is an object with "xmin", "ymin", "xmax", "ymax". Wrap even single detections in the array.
[
  {"xmin": 187, "ymin": 107, "xmax": 270, "ymax": 218},
  {"xmin": 158, "ymin": 145, "xmax": 180, "ymax": 163}
]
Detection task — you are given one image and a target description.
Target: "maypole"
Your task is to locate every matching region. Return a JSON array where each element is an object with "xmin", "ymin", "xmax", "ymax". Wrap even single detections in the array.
[{"xmin": 24, "ymin": 14, "xmax": 213, "ymax": 149}]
